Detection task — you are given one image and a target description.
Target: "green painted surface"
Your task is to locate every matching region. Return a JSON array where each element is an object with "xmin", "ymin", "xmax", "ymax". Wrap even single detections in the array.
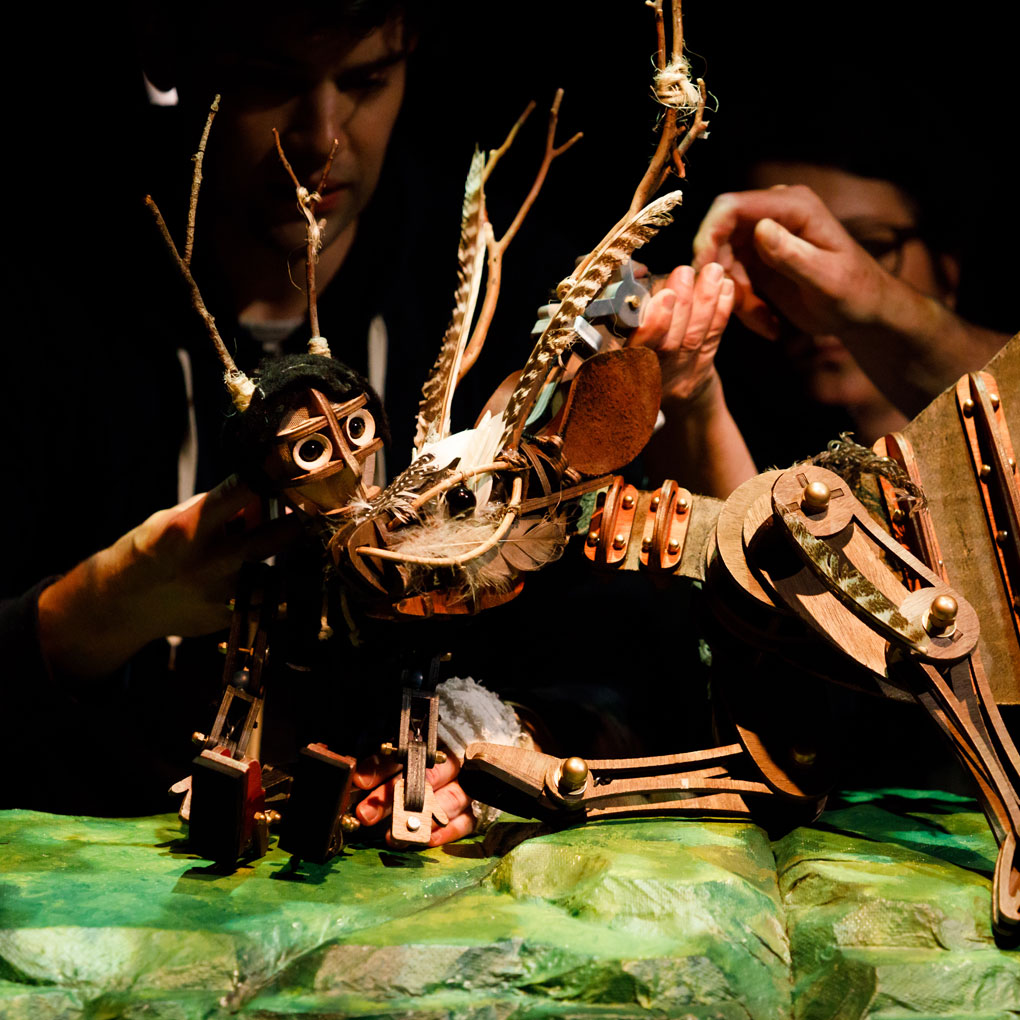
[{"xmin": 0, "ymin": 793, "xmax": 1017, "ymax": 1019}]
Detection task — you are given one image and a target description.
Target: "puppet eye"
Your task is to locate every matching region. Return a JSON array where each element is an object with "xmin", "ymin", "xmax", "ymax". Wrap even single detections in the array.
[
  {"xmin": 445, "ymin": 483, "xmax": 477, "ymax": 518},
  {"xmin": 344, "ymin": 410, "xmax": 375, "ymax": 448},
  {"xmin": 293, "ymin": 433, "xmax": 333, "ymax": 471}
]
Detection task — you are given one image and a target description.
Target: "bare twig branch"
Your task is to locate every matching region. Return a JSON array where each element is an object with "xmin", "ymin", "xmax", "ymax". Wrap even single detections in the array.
[
  {"xmin": 185, "ymin": 94, "xmax": 220, "ymax": 268},
  {"xmin": 645, "ymin": 0, "xmax": 666, "ymax": 71},
  {"xmin": 672, "ymin": 77, "xmax": 708, "ymax": 170},
  {"xmin": 273, "ymin": 129, "xmax": 340, "ymax": 341},
  {"xmin": 671, "ymin": 0, "xmax": 684, "ymax": 63},
  {"xmin": 459, "ymin": 90, "xmax": 582, "ymax": 382},
  {"xmin": 483, "ymin": 101, "xmax": 536, "ymax": 184}
]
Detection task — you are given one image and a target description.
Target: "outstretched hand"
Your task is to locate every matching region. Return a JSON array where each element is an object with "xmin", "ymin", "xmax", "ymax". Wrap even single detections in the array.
[
  {"xmin": 352, "ymin": 749, "xmax": 475, "ymax": 847},
  {"xmin": 38, "ymin": 475, "xmax": 300, "ymax": 678}
]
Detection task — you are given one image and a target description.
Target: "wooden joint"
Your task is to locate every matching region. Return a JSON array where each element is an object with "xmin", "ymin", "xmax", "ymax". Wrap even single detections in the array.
[
  {"xmin": 583, "ymin": 477, "xmax": 639, "ymax": 567},
  {"xmin": 639, "ymin": 479, "xmax": 691, "ymax": 572}
]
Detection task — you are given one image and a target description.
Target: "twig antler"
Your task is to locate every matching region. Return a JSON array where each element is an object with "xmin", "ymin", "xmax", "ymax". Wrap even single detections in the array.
[
  {"xmin": 184, "ymin": 95, "xmax": 219, "ymax": 268},
  {"xmin": 458, "ymin": 90, "xmax": 583, "ymax": 383},
  {"xmin": 273, "ymin": 128, "xmax": 341, "ymax": 352}
]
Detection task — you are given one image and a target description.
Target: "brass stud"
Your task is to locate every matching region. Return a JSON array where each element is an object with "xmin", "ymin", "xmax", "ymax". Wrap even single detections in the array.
[
  {"xmin": 891, "ymin": 507, "xmax": 906, "ymax": 524},
  {"xmin": 676, "ymin": 496, "xmax": 689, "ymax": 514},
  {"xmin": 1009, "ymin": 458, "xmax": 1017, "ymax": 472},
  {"xmin": 802, "ymin": 480, "xmax": 831, "ymax": 512},
  {"xmin": 667, "ymin": 537, "xmax": 681, "ymax": 555},
  {"xmin": 380, "ymin": 742, "xmax": 397, "ymax": 756},
  {"xmin": 434, "ymin": 750, "xmax": 447, "ymax": 765},
  {"xmin": 641, "ymin": 538, "xmax": 651, "ymax": 553},
  {"xmin": 340, "ymin": 813, "xmax": 361, "ymax": 833},
  {"xmin": 263, "ymin": 810, "xmax": 281, "ymax": 826},
  {"xmin": 191, "ymin": 731, "xmax": 208, "ymax": 747},
  {"xmin": 990, "ymin": 393, "xmax": 1000, "ymax": 410},
  {"xmin": 996, "ymin": 530, "xmax": 1009, "ymax": 545},
  {"xmin": 612, "ymin": 533, "xmax": 627, "ymax": 550},
  {"xmin": 559, "ymin": 756, "xmax": 589, "ymax": 794},
  {"xmin": 962, "ymin": 398, "xmax": 975, "ymax": 416},
  {"xmin": 925, "ymin": 594, "xmax": 959, "ymax": 636},
  {"xmin": 217, "ymin": 642, "xmax": 229, "ymax": 655},
  {"xmin": 586, "ymin": 530, "xmax": 600, "ymax": 547},
  {"xmin": 621, "ymin": 493, "xmax": 635, "ymax": 510},
  {"xmin": 650, "ymin": 495, "xmax": 660, "ymax": 510},
  {"xmin": 980, "ymin": 463, "xmax": 992, "ymax": 480}
]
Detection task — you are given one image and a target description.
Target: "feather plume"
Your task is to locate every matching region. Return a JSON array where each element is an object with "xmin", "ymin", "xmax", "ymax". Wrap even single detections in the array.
[
  {"xmin": 499, "ymin": 190, "xmax": 683, "ymax": 452},
  {"xmin": 498, "ymin": 515, "xmax": 568, "ymax": 572},
  {"xmin": 781, "ymin": 508, "xmax": 929, "ymax": 652},
  {"xmin": 414, "ymin": 150, "xmax": 488, "ymax": 452}
]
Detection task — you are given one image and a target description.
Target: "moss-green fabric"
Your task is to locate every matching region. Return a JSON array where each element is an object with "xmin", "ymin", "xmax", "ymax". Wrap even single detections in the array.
[{"xmin": 1, "ymin": 792, "xmax": 1016, "ymax": 1019}]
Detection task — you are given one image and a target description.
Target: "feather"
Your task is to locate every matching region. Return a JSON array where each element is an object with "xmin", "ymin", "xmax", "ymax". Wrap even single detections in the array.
[
  {"xmin": 781, "ymin": 508, "xmax": 929, "ymax": 652},
  {"xmin": 414, "ymin": 150, "xmax": 488, "ymax": 451},
  {"xmin": 361, "ymin": 453, "xmax": 454, "ymax": 524},
  {"xmin": 499, "ymin": 190, "xmax": 683, "ymax": 452},
  {"xmin": 498, "ymin": 515, "xmax": 568, "ymax": 572}
]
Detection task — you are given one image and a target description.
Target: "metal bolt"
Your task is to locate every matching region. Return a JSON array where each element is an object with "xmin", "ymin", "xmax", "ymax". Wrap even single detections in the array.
[
  {"xmin": 962, "ymin": 398, "xmax": 975, "ymax": 416},
  {"xmin": 380, "ymin": 742, "xmax": 397, "ymax": 756},
  {"xmin": 667, "ymin": 537, "xmax": 681, "ymax": 555},
  {"xmin": 990, "ymin": 393, "xmax": 1000, "ymax": 409},
  {"xmin": 217, "ymin": 642, "xmax": 229, "ymax": 655},
  {"xmin": 586, "ymin": 530, "xmax": 600, "ymax": 547},
  {"xmin": 891, "ymin": 507, "xmax": 906, "ymax": 524},
  {"xmin": 191, "ymin": 731, "xmax": 208, "ymax": 747},
  {"xmin": 406, "ymin": 816, "xmax": 421, "ymax": 832},
  {"xmin": 626, "ymin": 294, "xmax": 642, "ymax": 309},
  {"xmin": 434, "ymin": 750, "xmax": 447, "ymax": 765},
  {"xmin": 925, "ymin": 594, "xmax": 959, "ymax": 636},
  {"xmin": 559, "ymin": 756, "xmax": 589, "ymax": 794},
  {"xmin": 621, "ymin": 493, "xmax": 635, "ymax": 510},
  {"xmin": 676, "ymin": 496, "xmax": 689, "ymax": 514},
  {"xmin": 980, "ymin": 463, "xmax": 992, "ymax": 480},
  {"xmin": 650, "ymin": 495, "xmax": 660, "ymax": 510},
  {"xmin": 612, "ymin": 533, "xmax": 627, "ymax": 550},
  {"xmin": 641, "ymin": 538, "xmax": 651, "ymax": 553},
  {"xmin": 996, "ymin": 530, "xmax": 1009, "ymax": 545},
  {"xmin": 340, "ymin": 814, "xmax": 360, "ymax": 833},
  {"xmin": 1009, "ymin": 458, "xmax": 1017, "ymax": 472},
  {"xmin": 802, "ymin": 480, "xmax": 831, "ymax": 512}
]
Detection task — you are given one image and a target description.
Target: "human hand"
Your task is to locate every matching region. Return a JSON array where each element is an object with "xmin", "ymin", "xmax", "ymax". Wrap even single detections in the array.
[
  {"xmin": 630, "ymin": 262, "xmax": 735, "ymax": 408},
  {"xmin": 352, "ymin": 749, "xmax": 475, "ymax": 847},
  {"xmin": 692, "ymin": 185, "xmax": 889, "ymax": 340},
  {"xmin": 38, "ymin": 475, "xmax": 300, "ymax": 677}
]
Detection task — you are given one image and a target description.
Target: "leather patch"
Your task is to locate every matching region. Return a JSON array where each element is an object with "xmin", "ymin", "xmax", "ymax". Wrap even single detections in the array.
[{"xmin": 559, "ymin": 347, "xmax": 661, "ymax": 475}]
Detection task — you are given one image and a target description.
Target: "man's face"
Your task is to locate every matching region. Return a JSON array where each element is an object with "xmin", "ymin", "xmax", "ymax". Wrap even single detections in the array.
[{"xmin": 195, "ymin": 19, "xmax": 407, "ymax": 257}]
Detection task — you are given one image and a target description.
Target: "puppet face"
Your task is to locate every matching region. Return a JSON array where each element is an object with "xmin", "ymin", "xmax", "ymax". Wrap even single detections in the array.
[{"xmin": 265, "ymin": 389, "xmax": 381, "ymax": 515}]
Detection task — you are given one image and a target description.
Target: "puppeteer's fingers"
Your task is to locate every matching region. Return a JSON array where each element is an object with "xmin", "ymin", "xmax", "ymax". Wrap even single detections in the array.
[
  {"xmin": 428, "ymin": 810, "xmax": 476, "ymax": 847},
  {"xmin": 708, "ymin": 278, "xmax": 736, "ymax": 339},
  {"xmin": 355, "ymin": 775, "xmax": 397, "ymax": 826},
  {"xmin": 631, "ymin": 289, "xmax": 676, "ymax": 348},
  {"xmin": 752, "ymin": 218, "xmax": 829, "ymax": 283},
  {"xmin": 195, "ymin": 475, "xmax": 256, "ymax": 525},
  {"xmin": 426, "ymin": 752, "xmax": 461, "ymax": 790},
  {"xmin": 682, "ymin": 263, "xmax": 725, "ymax": 350},
  {"xmin": 435, "ymin": 780, "xmax": 472, "ymax": 820},
  {"xmin": 352, "ymin": 754, "xmax": 402, "ymax": 791}
]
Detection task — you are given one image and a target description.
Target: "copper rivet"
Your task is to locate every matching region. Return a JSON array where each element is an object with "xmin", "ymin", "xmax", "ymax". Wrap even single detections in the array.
[
  {"xmin": 340, "ymin": 813, "xmax": 360, "ymax": 833},
  {"xmin": 891, "ymin": 508, "xmax": 906, "ymax": 523},
  {"xmin": 802, "ymin": 480, "xmax": 831, "ymax": 512},
  {"xmin": 676, "ymin": 497, "xmax": 689, "ymax": 514},
  {"xmin": 559, "ymin": 756, "xmax": 589, "ymax": 793},
  {"xmin": 996, "ymin": 530, "xmax": 1009, "ymax": 545},
  {"xmin": 650, "ymin": 495, "xmax": 660, "ymax": 510},
  {"xmin": 641, "ymin": 538, "xmax": 651, "ymax": 553},
  {"xmin": 980, "ymin": 463, "xmax": 992, "ymax": 480},
  {"xmin": 990, "ymin": 393, "xmax": 1000, "ymax": 409},
  {"xmin": 622, "ymin": 493, "xmax": 635, "ymax": 510},
  {"xmin": 667, "ymin": 538, "xmax": 681, "ymax": 554},
  {"xmin": 586, "ymin": 530, "xmax": 599, "ymax": 546},
  {"xmin": 927, "ymin": 594, "xmax": 959, "ymax": 634},
  {"xmin": 962, "ymin": 398, "xmax": 975, "ymax": 416},
  {"xmin": 612, "ymin": 533, "xmax": 627, "ymax": 550}
]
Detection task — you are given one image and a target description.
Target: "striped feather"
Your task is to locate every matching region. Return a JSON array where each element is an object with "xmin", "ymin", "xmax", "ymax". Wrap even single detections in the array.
[
  {"xmin": 781, "ymin": 508, "xmax": 929, "ymax": 652},
  {"xmin": 414, "ymin": 150, "xmax": 488, "ymax": 451},
  {"xmin": 498, "ymin": 190, "xmax": 683, "ymax": 452}
]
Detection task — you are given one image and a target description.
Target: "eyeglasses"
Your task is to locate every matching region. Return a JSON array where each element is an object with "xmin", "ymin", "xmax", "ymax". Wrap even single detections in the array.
[{"xmin": 847, "ymin": 225, "xmax": 922, "ymax": 277}]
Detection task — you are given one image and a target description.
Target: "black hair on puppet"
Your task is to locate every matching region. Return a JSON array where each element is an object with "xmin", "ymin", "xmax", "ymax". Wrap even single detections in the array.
[{"xmin": 223, "ymin": 352, "xmax": 389, "ymax": 495}]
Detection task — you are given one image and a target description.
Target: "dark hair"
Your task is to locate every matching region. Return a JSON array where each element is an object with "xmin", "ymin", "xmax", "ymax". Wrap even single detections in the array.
[{"xmin": 223, "ymin": 352, "xmax": 389, "ymax": 494}]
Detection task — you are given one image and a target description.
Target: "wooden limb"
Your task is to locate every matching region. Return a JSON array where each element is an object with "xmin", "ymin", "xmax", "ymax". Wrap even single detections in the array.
[
  {"xmin": 185, "ymin": 94, "xmax": 220, "ymax": 268},
  {"xmin": 672, "ymin": 77, "xmax": 708, "ymax": 173},
  {"xmin": 459, "ymin": 92, "xmax": 582, "ymax": 382},
  {"xmin": 671, "ymin": 0, "xmax": 684, "ymax": 63},
  {"xmin": 483, "ymin": 101, "xmax": 536, "ymax": 184}
]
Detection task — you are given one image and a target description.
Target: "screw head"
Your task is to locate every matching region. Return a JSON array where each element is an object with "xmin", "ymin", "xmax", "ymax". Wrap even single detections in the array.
[
  {"xmin": 891, "ymin": 507, "xmax": 906, "ymax": 524},
  {"xmin": 559, "ymin": 756, "xmax": 589, "ymax": 793},
  {"xmin": 191, "ymin": 731, "xmax": 208, "ymax": 747},
  {"xmin": 434, "ymin": 750, "xmax": 447, "ymax": 765},
  {"xmin": 650, "ymin": 495, "xmax": 660, "ymax": 510},
  {"xmin": 621, "ymin": 493, "xmax": 635, "ymax": 510},
  {"xmin": 667, "ymin": 537, "xmax": 681, "ymax": 554},
  {"xmin": 586, "ymin": 530, "xmax": 600, "ymax": 547},
  {"xmin": 926, "ymin": 594, "xmax": 959, "ymax": 635},
  {"xmin": 641, "ymin": 538, "xmax": 651, "ymax": 553},
  {"xmin": 980, "ymin": 463, "xmax": 992, "ymax": 480},
  {"xmin": 996, "ymin": 530, "xmax": 1009, "ymax": 545},
  {"xmin": 676, "ymin": 496, "xmax": 689, "ymax": 514},
  {"xmin": 802, "ymin": 480, "xmax": 831, "ymax": 512},
  {"xmin": 612, "ymin": 532, "xmax": 627, "ymax": 550}
]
